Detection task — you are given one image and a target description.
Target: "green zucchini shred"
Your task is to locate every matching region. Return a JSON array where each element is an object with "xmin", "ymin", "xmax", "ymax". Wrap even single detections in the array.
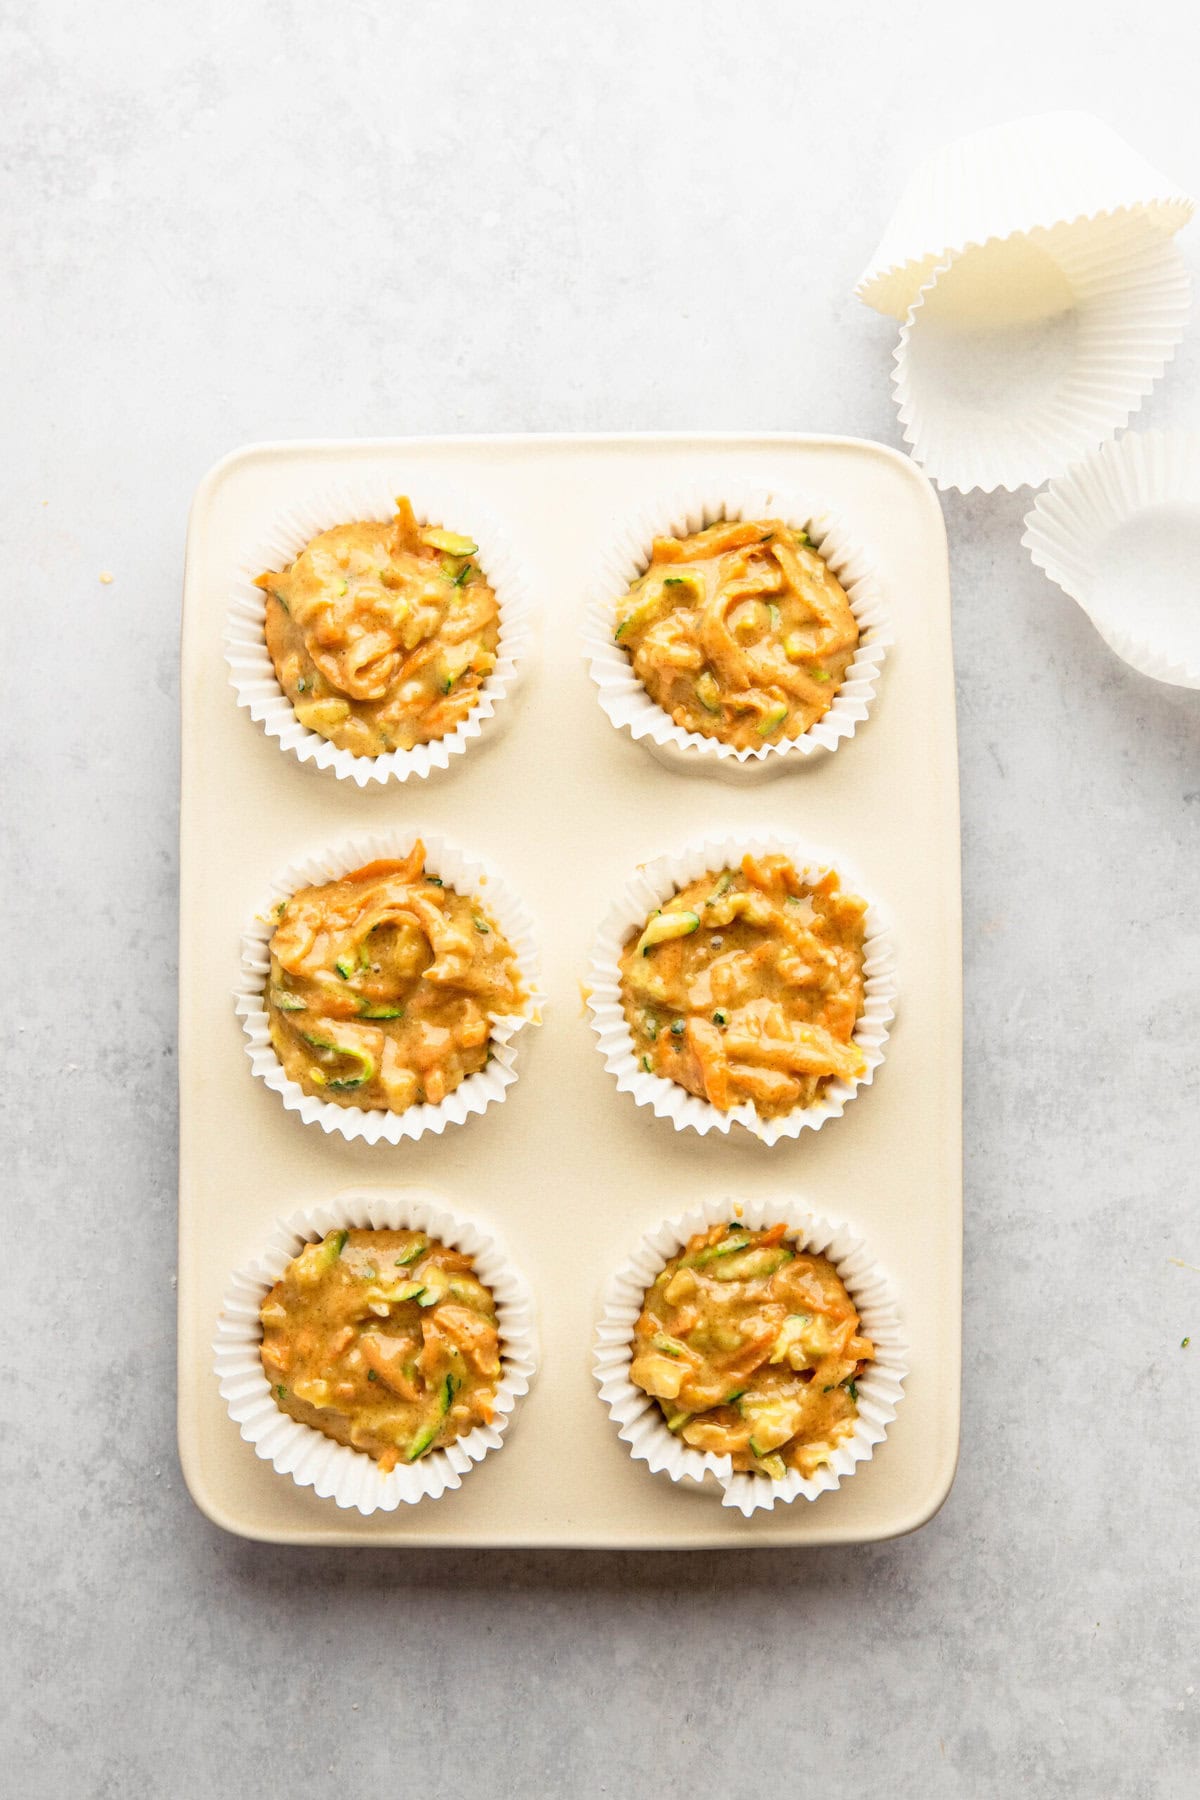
[{"xmin": 406, "ymin": 1422, "xmax": 438, "ymax": 1462}]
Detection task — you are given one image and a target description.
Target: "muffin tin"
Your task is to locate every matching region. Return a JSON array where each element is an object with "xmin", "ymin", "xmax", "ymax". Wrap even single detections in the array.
[{"xmin": 178, "ymin": 432, "xmax": 961, "ymax": 1546}]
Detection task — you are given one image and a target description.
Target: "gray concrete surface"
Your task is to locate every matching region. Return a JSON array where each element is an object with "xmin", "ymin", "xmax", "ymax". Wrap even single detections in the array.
[{"xmin": 3, "ymin": 3, "xmax": 1198, "ymax": 1796}]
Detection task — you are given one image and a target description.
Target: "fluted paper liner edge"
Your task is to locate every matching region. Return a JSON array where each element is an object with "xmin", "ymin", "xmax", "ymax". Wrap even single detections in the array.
[
  {"xmin": 856, "ymin": 110, "xmax": 1195, "ymax": 320},
  {"xmin": 224, "ymin": 472, "xmax": 533, "ymax": 787},
  {"xmin": 891, "ymin": 219, "xmax": 1191, "ymax": 494},
  {"xmin": 582, "ymin": 480, "xmax": 891, "ymax": 772},
  {"xmin": 1023, "ymin": 427, "xmax": 1200, "ymax": 688},
  {"xmin": 594, "ymin": 1195, "xmax": 907, "ymax": 1515},
  {"xmin": 236, "ymin": 828, "xmax": 543, "ymax": 1144},
  {"xmin": 586, "ymin": 831, "xmax": 895, "ymax": 1146},
  {"xmin": 214, "ymin": 1188, "xmax": 538, "ymax": 1513}
]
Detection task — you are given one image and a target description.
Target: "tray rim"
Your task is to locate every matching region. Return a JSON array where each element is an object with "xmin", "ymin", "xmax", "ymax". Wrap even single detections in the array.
[{"xmin": 178, "ymin": 428, "xmax": 961, "ymax": 1550}]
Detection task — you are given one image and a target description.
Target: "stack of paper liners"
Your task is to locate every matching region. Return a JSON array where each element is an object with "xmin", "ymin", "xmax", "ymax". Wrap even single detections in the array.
[{"xmin": 856, "ymin": 112, "xmax": 1195, "ymax": 494}]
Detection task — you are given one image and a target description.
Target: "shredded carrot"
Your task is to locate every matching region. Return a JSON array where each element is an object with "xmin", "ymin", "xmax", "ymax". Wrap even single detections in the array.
[
  {"xmin": 395, "ymin": 640, "xmax": 441, "ymax": 684},
  {"xmin": 359, "ymin": 1335, "xmax": 419, "ymax": 1400},
  {"xmin": 344, "ymin": 843, "xmax": 425, "ymax": 886},
  {"xmin": 392, "ymin": 495, "xmax": 420, "ymax": 545},
  {"xmin": 434, "ymin": 1250, "xmax": 475, "ymax": 1272},
  {"xmin": 727, "ymin": 1329, "xmax": 777, "ymax": 1376},
  {"xmin": 724, "ymin": 1063, "xmax": 801, "ymax": 1110},
  {"xmin": 418, "ymin": 1326, "xmax": 446, "ymax": 1379},
  {"xmin": 421, "ymin": 697, "xmax": 473, "ymax": 736},
  {"xmin": 741, "ymin": 853, "xmax": 787, "ymax": 895},
  {"xmin": 678, "ymin": 520, "xmax": 764, "ymax": 559},
  {"xmin": 438, "ymin": 1306, "xmax": 501, "ymax": 1375},
  {"xmin": 687, "ymin": 1017, "xmax": 730, "ymax": 1109}
]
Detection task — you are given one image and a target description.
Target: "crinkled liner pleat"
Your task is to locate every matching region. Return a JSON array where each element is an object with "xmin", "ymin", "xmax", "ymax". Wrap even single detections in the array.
[
  {"xmin": 236, "ymin": 828, "xmax": 544, "ymax": 1144},
  {"xmin": 892, "ymin": 215, "xmax": 1192, "ymax": 494},
  {"xmin": 214, "ymin": 1189, "xmax": 538, "ymax": 1513},
  {"xmin": 594, "ymin": 1196, "xmax": 907, "ymax": 1515},
  {"xmin": 1022, "ymin": 427, "xmax": 1200, "ymax": 688},
  {"xmin": 224, "ymin": 473, "xmax": 533, "ymax": 788},
  {"xmin": 582, "ymin": 480, "xmax": 891, "ymax": 774},
  {"xmin": 586, "ymin": 831, "xmax": 896, "ymax": 1146},
  {"xmin": 856, "ymin": 109, "xmax": 1195, "ymax": 320}
]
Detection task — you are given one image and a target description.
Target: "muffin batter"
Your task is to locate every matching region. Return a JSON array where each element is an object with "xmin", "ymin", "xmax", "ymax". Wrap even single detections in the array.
[
  {"xmin": 258, "ymin": 496, "xmax": 499, "ymax": 756},
  {"xmin": 266, "ymin": 841, "xmax": 525, "ymax": 1113},
  {"xmin": 260, "ymin": 1228, "xmax": 502, "ymax": 1471},
  {"xmin": 619, "ymin": 853, "xmax": 868, "ymax": 1120},
  {"xmin": 613, "ymin": 517, "xmax": 859, "ymax": 748},
  {"xmin": 630, "ymin": 1221, "xmax": 874, "ymax": 1479}
]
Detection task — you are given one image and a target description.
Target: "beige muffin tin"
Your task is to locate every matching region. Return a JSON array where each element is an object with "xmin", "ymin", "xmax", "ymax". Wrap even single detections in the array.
[{"xmin": 178, "ymin": 432, "xmax": 962, "ymax": 1547}]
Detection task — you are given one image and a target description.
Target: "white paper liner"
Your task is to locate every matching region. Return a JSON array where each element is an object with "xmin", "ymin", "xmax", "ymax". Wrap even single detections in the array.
[
  {"xmin": 236, "ymin": 828, "xmax": 544, "ymax": 1144},
  {"xmin": 224, "ymin": 473, "xmax": 533, "ymax": 788},
  {"xmin": 214, "ymin": 1188, "xmax": 538, "ymax": 1514},
  {"xmin": 594, "ymin": 1196, "xmax": 908, "ymax": 1515},
  {"xmin": 1022, "ymin": 428, "xmax": 1200, "ymax": 688},
  {"xmin": 856, "ymin": 110, "xmax": 1195, "ymax": 320},
  {"xmin": 892, "ymin": 212, "xmax": 1192, "ymax": 494},
  {"xmin": 582, "ymin": 482, "xmax": 891, "ymax": 775},
  {"xmin": 586, "ymin": 832, "xmax": 895, "ymax": 1146}
]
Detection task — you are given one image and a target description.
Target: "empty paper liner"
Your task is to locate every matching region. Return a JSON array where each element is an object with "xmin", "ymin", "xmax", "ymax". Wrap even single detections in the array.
[
  {"xmin": 1023, "ymin": 428, "xmax": 1200, "ymax": 687},
  {"xmin": 859, "ymin": 112, "xmax": 1194, "ymax": 494},
  {"xmin": 857, "ymin": 110, "xmax": 1194, "ymax": 320}
]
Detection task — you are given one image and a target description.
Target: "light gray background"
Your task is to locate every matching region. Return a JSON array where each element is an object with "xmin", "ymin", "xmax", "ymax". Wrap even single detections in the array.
[{"xmin": 3, "ymin": 3, "xmax": 1197, "ymax": 1796}]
